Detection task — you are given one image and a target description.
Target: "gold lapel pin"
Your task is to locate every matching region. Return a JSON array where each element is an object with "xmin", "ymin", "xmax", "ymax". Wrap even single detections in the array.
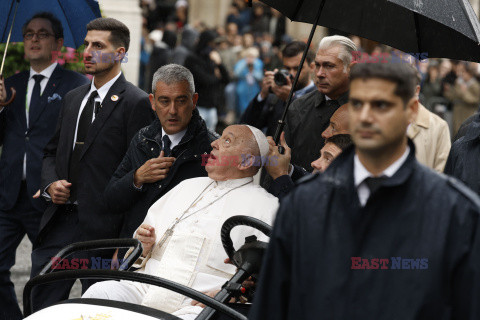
[{"xmin": 111, "ymin": 95, "xmax": 119, "ymax": 101}]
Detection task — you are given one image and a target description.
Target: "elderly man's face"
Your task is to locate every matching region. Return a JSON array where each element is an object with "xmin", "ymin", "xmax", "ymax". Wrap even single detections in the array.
[
  {"xmin": 348, "ymin": 78, "xmax": 417, "ymax": 155},
  {"xmin": 311, "ymin": 142, "xmax": 342, "ymax": 173},
  {"xmin": 206, "ymin": 125, "xmax": 254, "ymax": 181},
  {"xmin": 149, "ymin": 80, "xmax": 198, "ymax": 135},
  {"xmin": 321, "ymin": 104, "xmax": 349, "ymax": 139},
  {"xmin": 312, "ymin": 45, "xmax": 350, "ymax": 99}
]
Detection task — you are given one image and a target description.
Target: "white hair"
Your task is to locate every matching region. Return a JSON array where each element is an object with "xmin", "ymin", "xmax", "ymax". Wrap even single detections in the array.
[{"xmin": 318, "ymin": 35, "xmax": 358, "ymax": 73}]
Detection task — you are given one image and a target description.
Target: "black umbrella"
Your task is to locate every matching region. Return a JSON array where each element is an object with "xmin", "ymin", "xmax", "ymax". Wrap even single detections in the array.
[
  {"xmin": 262, "ymin": 0, "xmax": 480, "ymax": 62},
  {"xmin": 260, "ymin": 0, "xmax": 480, "ymax": 145}
]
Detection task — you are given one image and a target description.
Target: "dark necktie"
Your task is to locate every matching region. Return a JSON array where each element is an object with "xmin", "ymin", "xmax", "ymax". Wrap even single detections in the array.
[
  {"xmin": 325, "ymin": 99, "xmax": 340, "ymax": 109},
  {"xmin": 68, "ymin": 91, "xmax": 98, "ymax": 202},
  {"xmin": 162, "ymin": 135, "xmax": 172, "ymax": 157},
  {"xmin": 364, "ymin": 176, "xmax": 387, "ymax": 195},
  {"xmin": 29, "ymin": 74, "xmax": 45, "ymax": 125}
]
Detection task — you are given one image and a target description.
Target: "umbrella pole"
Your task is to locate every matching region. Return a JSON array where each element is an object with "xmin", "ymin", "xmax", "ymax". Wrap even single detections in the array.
[
  {"xmin": 0, "ymin": 0, "xmax": 21, "ymax": 76},
  {"xmin": 273, "ymin": 0, "xmax": 326, "ymax": 149},
  {"xmin": 0, "ymin": 0, "xmax": 20, "ymax": 107}
]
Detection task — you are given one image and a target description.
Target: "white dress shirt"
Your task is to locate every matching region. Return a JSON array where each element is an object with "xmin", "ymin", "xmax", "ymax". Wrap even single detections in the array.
[
  {"xmin": 354, "ymin": 146, "xmax": 410, "ymax": 206},
  {"xmin": 72, "ymin": 71, "xmax": 122, "ymax": 149}
]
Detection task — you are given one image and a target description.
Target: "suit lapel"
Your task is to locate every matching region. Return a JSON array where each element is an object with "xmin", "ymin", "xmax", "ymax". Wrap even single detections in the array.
[
  {"xmin": 28, "ymin": 64, "xmax": 62, "ymax": 128},
  {"xmin": 79, "ymin": 74, "xmax": 126, "ymax": 160}
]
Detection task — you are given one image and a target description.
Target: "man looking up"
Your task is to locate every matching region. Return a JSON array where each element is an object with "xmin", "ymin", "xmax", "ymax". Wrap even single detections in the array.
[
  {"xmin": 265, "ymin": 133, "xmax": 352, "ymax": 199},
  {"xmin": 0, "ymin": 12, "xmax": 88, "ymax": 320},
  {"xmin": 321, "ymin": 103, "xmax": 349, "ymax": 139},
  {"xmin": 84, "ymin": 124, "xmax": 279, "ymax": 320},
  {"xmin": 250, "ymin": 62, "xmax": 480, "ymax": 319},
  {"xmin": 31, "ymin": 17, "xmax": 155, "ymax": 311},
  {"xmin": 284, "ymin": 35, "xmax": 356, "ymax": 171}
]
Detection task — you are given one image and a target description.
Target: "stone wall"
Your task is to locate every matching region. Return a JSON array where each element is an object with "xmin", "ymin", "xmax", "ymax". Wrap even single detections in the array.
[{"xmin": 99, "ymin": 0, "xmax": 142, "ymax": 86}]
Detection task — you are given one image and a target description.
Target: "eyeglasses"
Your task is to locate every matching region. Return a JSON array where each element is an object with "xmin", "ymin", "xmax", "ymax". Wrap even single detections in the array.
[{"xmin": 23, "ymin": 32, "xmax": 54, "ymax": 40}]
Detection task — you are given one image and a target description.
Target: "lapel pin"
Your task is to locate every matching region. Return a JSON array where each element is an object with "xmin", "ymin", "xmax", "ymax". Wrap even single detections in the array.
[{"xmin": 111, "ymin": 95, "xmax": 119, "ymax": 101}]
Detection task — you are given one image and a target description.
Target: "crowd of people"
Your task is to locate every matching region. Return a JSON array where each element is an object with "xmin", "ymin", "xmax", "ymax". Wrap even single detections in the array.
[
  {"xmin": 0, "ymin": 1, "xmax": 480, "ymax": 319},
  {"xmin": 139, "ymin": 0, "xmax": 480, "ymax": 136}
]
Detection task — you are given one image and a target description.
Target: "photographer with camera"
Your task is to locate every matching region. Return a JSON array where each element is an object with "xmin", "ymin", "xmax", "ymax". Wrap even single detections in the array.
[{"xmin": 240, "ymin": 41, "xmax": 315, "ymax": 138}]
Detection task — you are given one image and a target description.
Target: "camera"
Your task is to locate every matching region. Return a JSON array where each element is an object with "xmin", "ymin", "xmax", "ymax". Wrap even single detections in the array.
[{"xmin": 274, "ymin": 69, "xmax": 292, "ymax": 86}]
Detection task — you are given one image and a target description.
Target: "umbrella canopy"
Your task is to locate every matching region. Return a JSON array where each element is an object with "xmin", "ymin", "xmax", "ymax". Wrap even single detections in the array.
[
  {"xmin": 260, "ymin": 0, "xmax": 480, "ymax": 62},
  {"xmin": 0, "ymin": 0, "xmax": 102, "ymax": 49}
]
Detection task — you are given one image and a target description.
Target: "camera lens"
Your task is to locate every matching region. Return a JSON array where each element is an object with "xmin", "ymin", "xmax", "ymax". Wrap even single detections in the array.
[{"xmin": 274, "ymin": 69, "xmax": 290, "ymax": 86}]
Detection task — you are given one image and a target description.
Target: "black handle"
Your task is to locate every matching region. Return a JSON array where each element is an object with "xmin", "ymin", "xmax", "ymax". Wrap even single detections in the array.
[{"xmin": 221, "ymin": 215, "xmax": 272, "ymax": 262}]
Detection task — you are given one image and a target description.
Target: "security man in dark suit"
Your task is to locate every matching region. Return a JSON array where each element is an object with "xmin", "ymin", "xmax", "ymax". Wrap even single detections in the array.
[
  {"xmin": 31, "ymin": 17, "xmax": 155, "ymax": 311},
  {"xmin": 0, "ymin": 12, "xmax": 88, "ymax": 320}
]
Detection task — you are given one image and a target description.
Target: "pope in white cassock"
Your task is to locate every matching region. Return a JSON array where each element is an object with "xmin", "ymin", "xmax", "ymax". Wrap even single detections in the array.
[{"xmin": 83, "ymin": 124, "xmax": 279, "ymax": 319}]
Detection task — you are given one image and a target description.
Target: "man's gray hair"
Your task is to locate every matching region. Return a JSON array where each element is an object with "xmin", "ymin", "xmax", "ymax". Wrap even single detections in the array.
[
  {"xmin": 318, "ymin": 35, "xmax": 357, "ymax": 72},
  {"xmin": 151, "ymin": 64, "xmax": 195, "ymax": 95}
]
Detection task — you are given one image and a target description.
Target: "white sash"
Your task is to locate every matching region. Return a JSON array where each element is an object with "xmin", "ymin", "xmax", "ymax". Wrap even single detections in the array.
[{"xmin": 141, "ymin": 232, "xmax": 205, "ymax": 312}]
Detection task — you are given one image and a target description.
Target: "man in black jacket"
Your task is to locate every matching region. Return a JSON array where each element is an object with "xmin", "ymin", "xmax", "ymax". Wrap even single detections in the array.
[
  {"xmin": 251, "ymin": 62, "xmax": 480, "ymax": 320},
  {"xmin": 284, "ymin": 35, "xmax": 357, "ymax": 171},
  {"xmin": 105, "ymin": 64, "xmax": 218, "ymax": 240},
  {"xmin": 444, "ymin": 114, "xmax": 480, "ymax": 195}
]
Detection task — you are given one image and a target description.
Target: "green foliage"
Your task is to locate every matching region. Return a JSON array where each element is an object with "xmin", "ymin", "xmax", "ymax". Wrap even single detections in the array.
[
  {"xmin": 0, "ymin": 43, "xmax": 28, "ymax": 78},
  {"xmin": 0, "ymin": 43, "xmax": 86, "ymax": 78}
]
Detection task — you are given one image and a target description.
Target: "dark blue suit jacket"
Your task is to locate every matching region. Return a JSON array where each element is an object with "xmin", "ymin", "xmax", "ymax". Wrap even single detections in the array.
[{"xmin": 0, "ymin": 65, "xmax": 88, "ymax": 212}]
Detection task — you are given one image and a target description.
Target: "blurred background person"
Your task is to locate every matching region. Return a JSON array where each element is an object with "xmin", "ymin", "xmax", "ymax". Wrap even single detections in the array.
[
  {"xmin": 184, "ymin": 30, "xmax": 230, "ymax": 132},
  {"xmin": 420, "ymin": 61, "xmax": 443, "ymax": 109},
  {"xmin": 233, "ymin": 46, "xmax": 263, "ymax": 119},
  {"xmin": 444, "ymin": 62, "xmax": 480, "ymax": 135},
  {"xmin": 241, "ymin": 41, "xmax": 315, "ymax": 137},
  {"xmin": 409, "ymin": 67, "xmax": 451, "ymax": 172},
  {"xmin": 171, "ymin": 26, "xmax": 198, "ymax": 66}
]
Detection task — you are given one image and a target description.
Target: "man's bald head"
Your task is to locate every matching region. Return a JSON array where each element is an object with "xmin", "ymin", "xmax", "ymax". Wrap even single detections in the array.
[{"xmin": 321, "ymin": 104, "xmax": 349, "ymax": 139}]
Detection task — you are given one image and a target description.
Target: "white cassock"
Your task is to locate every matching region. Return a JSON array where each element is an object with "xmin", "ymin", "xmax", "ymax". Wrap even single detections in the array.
[{"xmin": 83, "ymin": 176, "xmax": 279, "ymax": 319}]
